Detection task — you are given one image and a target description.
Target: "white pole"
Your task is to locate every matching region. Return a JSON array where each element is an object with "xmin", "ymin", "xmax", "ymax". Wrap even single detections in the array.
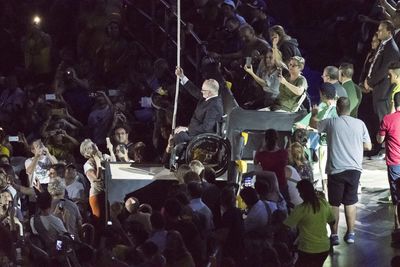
[{"xmin": 172, "ymin": 0, "xmax": 181, "ymax": 131}]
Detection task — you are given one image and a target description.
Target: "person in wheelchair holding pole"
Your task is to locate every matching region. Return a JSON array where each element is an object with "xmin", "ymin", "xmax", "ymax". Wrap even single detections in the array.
[{"xmin": 173, "ymin": 67, "xmax": 224, "ymax": 144}]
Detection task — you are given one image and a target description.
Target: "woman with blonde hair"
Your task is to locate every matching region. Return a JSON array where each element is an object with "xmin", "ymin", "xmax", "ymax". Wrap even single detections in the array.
[{"xmin": 80, "ymin": 139, "xmax": 106, "ymax": 227}]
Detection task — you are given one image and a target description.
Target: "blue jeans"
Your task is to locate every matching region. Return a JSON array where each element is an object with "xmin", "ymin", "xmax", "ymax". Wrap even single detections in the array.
[{"xmin": 388, "ymin": 165, "xmax": 400, "ymax": 205}]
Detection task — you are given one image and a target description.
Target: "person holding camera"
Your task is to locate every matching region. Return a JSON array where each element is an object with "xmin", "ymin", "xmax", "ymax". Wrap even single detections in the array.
[
  {"xmin": 243, "ymin": 47, "xmax": 281, "ymax": 107},
  {"xmin": 25, "ymin": 139, "xmax": 58, "ymax": 191},
  {"xmin": 45, "ymin": 128, "xmax": 79, "ymax": 162}
]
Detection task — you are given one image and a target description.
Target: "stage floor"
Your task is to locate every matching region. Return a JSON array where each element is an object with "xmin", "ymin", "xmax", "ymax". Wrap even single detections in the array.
[{"xmin": 317, "ymin": 157, "xmax": 398, "ymax": 267}]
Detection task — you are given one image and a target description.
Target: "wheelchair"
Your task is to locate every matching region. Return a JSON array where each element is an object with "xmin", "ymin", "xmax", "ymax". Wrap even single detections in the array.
[{"xmin": 170, "ymin": 115, "xmax": 231, "ymax": 177}]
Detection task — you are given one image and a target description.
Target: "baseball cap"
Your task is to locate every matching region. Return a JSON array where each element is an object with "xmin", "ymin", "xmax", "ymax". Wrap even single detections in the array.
[
  {"xmin": 222, "ymin": 0, "xmax": 236, "ymax": 9},
  {"xmin": 246, "ymin": 0, "xmax": 267, "ymax": 11}
]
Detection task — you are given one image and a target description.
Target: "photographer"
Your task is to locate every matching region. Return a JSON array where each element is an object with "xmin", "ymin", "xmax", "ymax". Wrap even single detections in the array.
[
  {"xmin": 24, "ymin": 139, "xmax": 58, "ymax": 191},
  {"xmin": 44, "ymin": 128, "xmax": 79, "ymax": 162}
]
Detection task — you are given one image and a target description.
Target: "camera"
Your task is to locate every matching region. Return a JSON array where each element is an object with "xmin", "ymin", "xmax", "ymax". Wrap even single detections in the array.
[
  {"xmin": 8, "ymin": 136, "xmax": 19, "ymax": 142},
  {"xmin": 242, "ymin": 172, "xmax": 255, "ymax": 188},
  {"xmin": 55, "ymin": 130, "xmax": 63, "ymax": 135}
]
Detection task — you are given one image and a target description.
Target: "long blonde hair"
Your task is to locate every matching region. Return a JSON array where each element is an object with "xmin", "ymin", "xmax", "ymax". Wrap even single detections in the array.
[{"xmin": 289, "ymin": 142, "xmax": 306, "ymax": 166}]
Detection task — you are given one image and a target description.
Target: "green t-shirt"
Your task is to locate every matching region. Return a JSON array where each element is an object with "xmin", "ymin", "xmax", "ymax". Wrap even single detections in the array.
[
  {"xmin": 278, "ymin": 75, "xmax": 308, "ymax": 112},
  {"xmin": 284, "ymin": 198, "xmax": 334, "ymax": 253},
  {"xmin": 342, "ymin": 80, "xmax": 359, "ymax": 117}
]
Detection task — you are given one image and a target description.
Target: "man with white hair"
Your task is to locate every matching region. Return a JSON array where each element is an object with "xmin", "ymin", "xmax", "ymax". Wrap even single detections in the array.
[{"xmin": 174, "ymin": 67, "xmax": 224, "ymax": 144}]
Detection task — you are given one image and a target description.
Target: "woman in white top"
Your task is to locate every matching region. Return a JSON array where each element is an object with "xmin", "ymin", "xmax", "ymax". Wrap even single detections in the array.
[{"xmin": 80, "ymin": 139, "xmax": 106, "ymax": 225}]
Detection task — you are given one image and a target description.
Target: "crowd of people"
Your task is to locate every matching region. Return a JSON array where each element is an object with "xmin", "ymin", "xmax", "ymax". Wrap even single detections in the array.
[{"xmin": 1, "ymin": 0, "xmax": 400, "ymax": 266}]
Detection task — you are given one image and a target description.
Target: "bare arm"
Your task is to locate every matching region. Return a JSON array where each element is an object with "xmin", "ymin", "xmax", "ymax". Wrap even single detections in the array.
[
  {"xmin": 244, "ymin": 65, "xmax": 267, "ymax": 87},
  {"xmin": 280, "ymin": 77, "xmax": 305, "ymax": 96}
]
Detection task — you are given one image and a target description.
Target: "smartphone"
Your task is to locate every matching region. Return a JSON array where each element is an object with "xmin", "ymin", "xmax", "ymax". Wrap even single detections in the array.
[
  {"xmin": 70, "ymin": 234, "xmax": 75, "ymax": 240},
  {"xmin": 8, "ymin": 136, "xmax": 19, "ymax": 142},
  {"xmin": 245, "ymin": 57, "xmax": 252, "ymax": 67},
  {"xmin": 45, "ymin": 94, "xmax": 56, "ymax": 101},
  {"xmin": 56, "ymin": 240, "xmax": 63, "ymax": 251},
  {"xmin": 243, "ymin": 173, "xmax": 254, "ymax": 187},
  {"xmin": 107, "ymin": 221, "xmax": 113, "ymax": 226},
  {"xmin": 108, "ymin": 89, "xmax": 120, "ymax": 97}
]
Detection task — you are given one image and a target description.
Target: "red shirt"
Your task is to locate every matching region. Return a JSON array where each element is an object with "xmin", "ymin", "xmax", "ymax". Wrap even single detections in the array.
[
  {"xmin": 379, "ymin": 111, "xmax": 400, "ymax": 165},
  {"xmin": 255, "ymin": 149, "xmax": 288, "ymax": 189}
]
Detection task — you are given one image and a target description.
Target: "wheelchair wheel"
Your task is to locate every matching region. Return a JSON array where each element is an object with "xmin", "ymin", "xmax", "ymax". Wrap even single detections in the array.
[{"xmin": 185, "ymin": 133, "xmax": 231, "ymax": 177}]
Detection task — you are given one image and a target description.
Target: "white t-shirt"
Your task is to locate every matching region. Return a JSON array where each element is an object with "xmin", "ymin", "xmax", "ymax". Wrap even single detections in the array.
[
  {"xmin": 286, "ymin": 165, "xmax": 303, "ymax": 206},
  {"xmin": 66, "ymin": 180, "xmax": 84, "ymax": 200}
]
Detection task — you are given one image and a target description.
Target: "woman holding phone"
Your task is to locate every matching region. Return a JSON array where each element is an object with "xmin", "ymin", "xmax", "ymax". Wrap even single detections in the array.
[{"xmin": 244, "ymin": 47, "xmax": 281, "ymax": 107}]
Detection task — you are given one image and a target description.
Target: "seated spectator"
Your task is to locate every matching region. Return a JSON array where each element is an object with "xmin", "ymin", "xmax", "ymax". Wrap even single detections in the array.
[
  {"xmin": 174, "ymin": 67, "xmax": 224, "ymax": 144},
  {"xmin": 30, "ymin": 191, "xmax": 67, "ymax": 251},
  {"xmin": 163, "ymin": 230, "xmax": 195, "ymax": 267},
  {"xmin": 269, "ymin": 25, "xmax": 302, "ymax": 64},
  {"xmin": 48, "ymin": 177, "xmax": 82, "ymax": 240},
  {"xmin": 138, "ymin": 241, "xmax": 166, "ymax": 267},
  {"xmin": 255, "ymin": 173, "xmax": 288, "ymax": 215},
  {"xmin": 220, "ymin": 0, "xmax": 246, "ymax": 27},
  {"xmin": 212, "ymin": 24, "xmax": 270, "ymax": 62},
  {"xmin": 254, "ymin": 129, "xmax": 289, "ymax": 200},
  {"xmin": 244, "ymin": 47, "xmax": 280, "ymax": 107},
  {"xmin": 125, "ymin": 197, "xmax": 152, "ymax": 234},
  {"xmin": 239, "ymin": 186, "xmax": 269, "ymax": 233}
]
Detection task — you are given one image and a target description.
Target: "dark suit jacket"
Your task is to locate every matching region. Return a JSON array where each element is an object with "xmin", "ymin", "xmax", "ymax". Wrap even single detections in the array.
[
  {"xmin": 183, "ymin": 80, "xmax": 224, "ymax": 137},
  {"xmin": 367, "ymin": 38, "xmax": 400, "ymax": 102}
]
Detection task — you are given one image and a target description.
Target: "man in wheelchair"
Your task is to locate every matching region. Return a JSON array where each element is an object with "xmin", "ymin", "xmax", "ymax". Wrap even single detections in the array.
[{"xmin": 174, "ymin": 67, "xmax": 224, "ymax": 144}]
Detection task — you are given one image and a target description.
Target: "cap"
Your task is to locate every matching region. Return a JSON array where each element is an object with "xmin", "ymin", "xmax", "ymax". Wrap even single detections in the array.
[
  {"xmin": 246, "ymin": 0, "xmax": 267, "ymax": 11},
  {"xmin": 223, "ymin": 0, "xmax": 236, "ymax": 9}
]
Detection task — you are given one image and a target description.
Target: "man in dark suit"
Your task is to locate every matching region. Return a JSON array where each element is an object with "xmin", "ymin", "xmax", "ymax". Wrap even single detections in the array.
[
  {"xmin": 365, "ymin": 20, "xmax": 400, "ymax": 122},
  {"xmin": 173, "ymin": 67, "xmax": 224, "ymax": 144},
  {"xmin": 365, "ymin": 20, "xmax": 400, "ymax": 158}
]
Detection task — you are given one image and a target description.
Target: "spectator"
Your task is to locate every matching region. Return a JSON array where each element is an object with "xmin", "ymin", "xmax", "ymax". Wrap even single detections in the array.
[
  {"xmin": 377, "ymin": 92, "xmax": 400, "ymax": 245},
  {"xmin": 148, "ymin": 211, "xmax": 168, "ymax": 252},
  {"xmin": 187, "ymin": 181, "xmax": 214, "ymax": 232},
  {"xmin": 125, "ymin": 197, "xmax": 152, "ymax": 234},
  {"xmin": 216, "ymin": 187, "xmax": 244, "ymax": 265},
  {"xmin": 339, "ymin": 63, "xmax": 361, "ymax": 117},
  {"xmin": 269, "ymin": 25, "xmax": 302, "ymax": 64},
  {"xmin": 64, "ymin": 164, "xmax": 85, "ymax": 202},
  {"xmin": 263, "ymin": 56, "xmax": 308, "ymax": 112},
  {"xmin": 284, "ymin": 180, "xmax": 335, "ymax": 267},
  {"xmin": 244, "ymin": 47, "xmax": 280, "ymax": 107},
  {"xmin": 288, "ymin": 142, "xmax": 314, "ymax": 183},
  {"xmin": 188, "ymin": 160, "xmax": 204, "ymax": 176},
  {"xmin": 220, "ymin": 0, "xmax": 246, "ymax": 27},
  {"xmin": 254, "ymin": 129, "xmax": 289, "ymax": 201},
  {"xmin": 201, "ymin": 167, "xmax": 221, "ymax": 226},
  {"xmin": 388, "ymin": 61, "xmax": 400, "ymax": 113},
  {"xmin": 239, "ymin": 186, "xmax": 269, "ymax": 233},
  {"xmin": 317, "ymin": 97, "xmax": 371, "ymax": 245},
  {"xmin": 163, "ymin": 230, "xmax": 195, "ymax": 267},
  {"xmin": 30, "ymin": 191, "xmax": 67, "ymax": 250},
  {"xmin": 80, "ymin": 139, "xmax": 106, "ymax": 227},
  {"xmin": 322, "ymin": 66, "xmax": 348, "ymax": 98},
  {"xmin": 48, "ymin": 177, "xmax": 82, "ymax": 240},
  {"xmin": 25, "ymin": 139, "xmax": 58, "ymax": 189}
]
